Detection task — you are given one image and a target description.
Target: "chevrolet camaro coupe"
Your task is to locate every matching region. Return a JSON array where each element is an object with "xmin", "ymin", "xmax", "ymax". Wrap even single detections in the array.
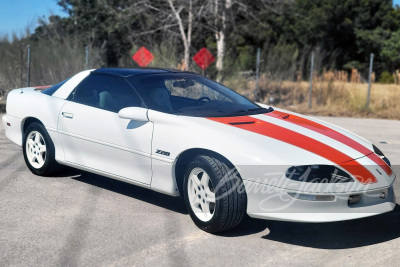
[{"xmin": 2, "ymin": 68, "xmax": 396, "ymax": 233}]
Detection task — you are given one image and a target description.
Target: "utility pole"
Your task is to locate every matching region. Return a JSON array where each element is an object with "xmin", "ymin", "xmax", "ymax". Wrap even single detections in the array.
[
  {"xmin": 366, "ymin": 53, "xmax": 374, "ymax": 109},
  {"xmin": 308, "ymin": 51, "xmax": 314, "ymax": 109},
  {"xmin": 254, "ymin": 47, "xmax": 261, "ymax": 102},
  {"xmin": 26, "ymin": 45, "xmax": 31, "ymax": 88},
  {"xmin": 85, "ymin": 46, "xmax": 89, "ymax": 70}
]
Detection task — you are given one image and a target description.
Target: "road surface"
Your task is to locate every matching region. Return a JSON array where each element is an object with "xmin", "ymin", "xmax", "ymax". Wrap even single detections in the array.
[{"xmin": 1, "ymin": 115, "xmax": 399, "ymax": 266}]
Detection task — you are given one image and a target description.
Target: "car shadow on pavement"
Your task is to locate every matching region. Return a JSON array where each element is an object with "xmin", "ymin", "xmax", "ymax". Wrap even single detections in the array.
[
  {"xmin": 53, "ymin": 167, "xmax": 188, "ymax": 215},
  {"xmin": 218, "ymin": 205, "xmax": 400, "ymax": 248},
  {"xmin": 260, "ymin": 204, "xmax": 400, "ymax": 249},
  {"xmin": 214, "ymin": 215, "xmax": 270, "ymax": 237},
  {"xmin": 51, "ymin": 168, "xmax": 400, "ymax": 248}
]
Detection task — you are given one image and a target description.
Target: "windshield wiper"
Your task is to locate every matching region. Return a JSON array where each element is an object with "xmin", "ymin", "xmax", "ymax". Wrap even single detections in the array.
[
  {"xmin": 248, "ymin": 107, "xmax": 274, "ymax": 113},
  {"xmin": 233, "ymin": 109, "xmax": 247, "ymax": 113},
  {"xmin": 234, "ymin": 107, "xmax": 273, "ymax": 114},
  {"xmin": 247, "ymin": 107, "xmax": 264, "ymax": 112}
]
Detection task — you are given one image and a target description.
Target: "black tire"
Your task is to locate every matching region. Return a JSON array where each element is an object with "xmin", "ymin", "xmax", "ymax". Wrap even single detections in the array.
[
  {"xmin": 22, "ymin": 122, "xmax": 62, "ymax": 176},
  {"xmin": 183, "ymin": 155, "xmax": 247, "ymax": 233}
]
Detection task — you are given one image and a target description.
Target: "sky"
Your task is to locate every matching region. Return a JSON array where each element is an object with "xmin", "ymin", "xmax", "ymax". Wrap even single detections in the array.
[
  {"xmin": 0, "ymin": 0, "xmax": 66, "ymax": 38},
  {"xmin": 1, "ymin": 0, "xmax": 400, "ymax": 37}
]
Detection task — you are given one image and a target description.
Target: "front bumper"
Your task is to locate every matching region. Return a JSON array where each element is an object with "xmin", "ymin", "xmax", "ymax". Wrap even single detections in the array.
[{"xmin": 244, "ymin": 180, "xmax": 396, "ymax": 222}]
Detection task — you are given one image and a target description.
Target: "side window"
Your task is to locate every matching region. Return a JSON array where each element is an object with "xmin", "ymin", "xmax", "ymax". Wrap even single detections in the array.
[{"xmin": 70, "ymin": 74, "xmax": 143, "ymax": 113}]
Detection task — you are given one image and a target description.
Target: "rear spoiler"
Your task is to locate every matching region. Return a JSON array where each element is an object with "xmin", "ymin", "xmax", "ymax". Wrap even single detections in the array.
[
  {"xmin": 17, "ymin": 85, "xmax": 52, "ymax": 94},
  {"xmin": 34, "ymin": 85, "xmax": 52, "ymax": 91}
]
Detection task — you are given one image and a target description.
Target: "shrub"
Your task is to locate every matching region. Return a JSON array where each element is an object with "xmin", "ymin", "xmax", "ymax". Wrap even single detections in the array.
[{"xmin": 378, "ymin": 71, "xmax": 395, "ymax": 84}]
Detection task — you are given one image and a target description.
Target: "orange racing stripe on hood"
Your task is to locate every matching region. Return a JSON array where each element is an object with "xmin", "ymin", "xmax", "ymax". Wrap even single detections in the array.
[
  {"xmin": 208, "ymin": 115, "xmax": 377, "ymax": 184},
  {"xmin": 265, "ymin": 110, "xmax": 392, "ymax": 176}
]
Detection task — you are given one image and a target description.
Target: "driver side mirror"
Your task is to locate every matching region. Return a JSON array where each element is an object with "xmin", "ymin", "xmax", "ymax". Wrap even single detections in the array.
[{"xmin": 118, "ymin": 107, "xmax": 149, "ymax": 122}]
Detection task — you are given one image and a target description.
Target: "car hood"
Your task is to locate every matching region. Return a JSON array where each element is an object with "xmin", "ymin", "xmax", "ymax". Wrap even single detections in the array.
[
  {"xmin": 205, "ymin": 109, "xmax": 392, "ymax": 183},
  {"xmin": 208, "ymin": 109, "xmax": 374, "ymax": 161}
]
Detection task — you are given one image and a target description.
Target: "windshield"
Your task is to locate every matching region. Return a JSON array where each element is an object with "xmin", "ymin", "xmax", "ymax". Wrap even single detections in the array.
[{"xmin": 128, "ymin": 73, "xmax": 271, "ymax": 117}]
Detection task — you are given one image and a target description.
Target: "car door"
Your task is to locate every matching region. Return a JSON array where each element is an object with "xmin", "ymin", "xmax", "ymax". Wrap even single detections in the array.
[{"xmin": 58, "ymin": 73, "xmax": 153, "ymax": 185}]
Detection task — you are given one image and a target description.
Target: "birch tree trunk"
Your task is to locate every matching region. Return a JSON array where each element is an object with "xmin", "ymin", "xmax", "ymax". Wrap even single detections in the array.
[
  {"xmin": 167, "ymin": 0, "xmax": 193, "ymax": 71},
  {"xmin": 215, "ymin": 0, "xmax": 231, "ymax": 81}
]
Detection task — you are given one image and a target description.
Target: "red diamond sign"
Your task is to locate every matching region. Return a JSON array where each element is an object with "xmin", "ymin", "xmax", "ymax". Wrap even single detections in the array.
[
  {"xmin": 193, "ymin": 48, "xmax": 215, "ymax": 70},
  {"xmin": 132, "ymin": 47, "xmax": 154, "ymax": 67}
]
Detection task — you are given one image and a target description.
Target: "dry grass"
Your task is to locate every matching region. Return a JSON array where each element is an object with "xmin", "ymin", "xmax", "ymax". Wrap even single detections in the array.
[
  {"xmin": 291, "ymin": 81, "xmax": 400, "ymax": 119},
  {"xmin": 225, "ymin": 75, "xmax": 400, "ymax": 120}
]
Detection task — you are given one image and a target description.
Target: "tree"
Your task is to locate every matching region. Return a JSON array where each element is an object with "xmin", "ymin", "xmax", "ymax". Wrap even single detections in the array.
[
  {"xmin": 57, "ymin": 0, "xmax": 137, "ymax": 67},
  {"xmin": 6, "ymin": 0, "xmax": 400, "ymax": 78},
  {"xmin": 167, "ymin": 0, "xmax": 193, "ymax": 70},
  {"xmin": 213, "ymin": 0, "xmax": 231, "ymax": 80},
  {"xmin": 257, "ymin": 0, "xmax": 395, "ymax": 72},
  {"xmin": 381, "ymin": 31, "xmax": 400, "ymax": 70}
]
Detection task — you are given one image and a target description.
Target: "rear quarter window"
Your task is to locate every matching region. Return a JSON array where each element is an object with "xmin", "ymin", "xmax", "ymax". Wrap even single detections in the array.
[{"xmin": 42, "ymin": 78, "xmax": 70, "ymax": 96}]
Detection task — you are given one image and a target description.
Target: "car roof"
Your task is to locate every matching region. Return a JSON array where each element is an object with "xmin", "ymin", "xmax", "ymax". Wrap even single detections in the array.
[{"xmin": 92, "ymin": 68, "xmax": 195, "ymax": 77}]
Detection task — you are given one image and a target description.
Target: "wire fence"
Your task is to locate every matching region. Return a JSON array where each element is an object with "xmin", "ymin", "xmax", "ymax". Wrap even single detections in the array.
[{"xmin": 1, "ymin": 43, "xmax": 400, "ymax": 118}]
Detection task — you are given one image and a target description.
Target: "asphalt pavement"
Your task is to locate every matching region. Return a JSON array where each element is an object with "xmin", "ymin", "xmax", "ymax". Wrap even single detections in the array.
[{"xmin": 1, "ymin": 115, "xmax": 400, "ymax": 266}]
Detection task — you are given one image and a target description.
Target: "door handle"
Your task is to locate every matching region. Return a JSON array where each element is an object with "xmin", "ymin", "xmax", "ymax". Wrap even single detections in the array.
[{"xmin": 62, "ymin": 112, "xmax": 74, "ymax": 119}]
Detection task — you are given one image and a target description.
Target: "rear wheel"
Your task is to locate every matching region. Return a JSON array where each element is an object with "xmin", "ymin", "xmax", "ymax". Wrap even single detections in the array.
[
  {"xmin": 23, "ymin": 122, "xmax": 61, "ymax": 176},
  {"xmin": 183, "ymin": 155, "xmax": 247, "ymax": 233}
]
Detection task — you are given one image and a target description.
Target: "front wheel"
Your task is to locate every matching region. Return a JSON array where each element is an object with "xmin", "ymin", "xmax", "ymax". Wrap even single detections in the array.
[
  {"xmin": 183, "ymin": 155, "xmax": 247, "ymax": 233},
  {"xmin": 23, "ymin": 122, "xmax": 61, "ymax": 176}
]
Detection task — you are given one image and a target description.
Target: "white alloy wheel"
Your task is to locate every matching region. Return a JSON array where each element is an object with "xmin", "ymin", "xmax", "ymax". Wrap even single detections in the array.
[
  {"xmin": 187, "ymin": 167, "xmax": 216, "ymax": 222},
  {"xmin": 25, "ymin": 131, "xmax": 47, "ymax": 169}
]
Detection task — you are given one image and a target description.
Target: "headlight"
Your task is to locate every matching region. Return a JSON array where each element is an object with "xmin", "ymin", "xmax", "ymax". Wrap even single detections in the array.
[
  {"xmin": 285, "ymin": 165, "xmax": 354, "ymax": 183},
  {"xmin": 373, "ymin": 145, "xmax": 391, "ymax": 167}
]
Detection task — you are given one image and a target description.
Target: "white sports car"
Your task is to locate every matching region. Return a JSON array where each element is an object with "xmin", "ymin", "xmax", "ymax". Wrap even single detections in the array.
[{"xmin": 2, "ymin": 68, "xmax": 396, "ymax": 233}]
